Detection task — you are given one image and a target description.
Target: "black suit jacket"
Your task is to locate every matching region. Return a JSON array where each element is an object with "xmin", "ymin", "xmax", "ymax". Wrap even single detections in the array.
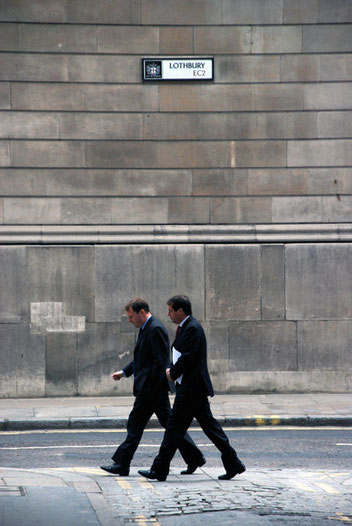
[
  {"xmin": 123, "ymin": 316, "xmax": 170, "ymax": 396},
  {"xmin": 169, "ymin": 316, "xmax": 214, "ymax": 397}
]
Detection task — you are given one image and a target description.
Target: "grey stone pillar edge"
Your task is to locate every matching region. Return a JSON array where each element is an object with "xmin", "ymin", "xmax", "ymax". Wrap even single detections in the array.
[{"xmin": 1, "ymin": 224, "xmax": 352, "ymax": 244}]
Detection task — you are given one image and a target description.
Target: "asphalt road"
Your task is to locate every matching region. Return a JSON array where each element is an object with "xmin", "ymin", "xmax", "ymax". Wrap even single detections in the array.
[
  {"xmin": 1, "ymin": 428, "xmax": 352, "ymax": 526},
  {"xmin": 1, "ymin": 427, "xmax": 351, "ymax": 471}
]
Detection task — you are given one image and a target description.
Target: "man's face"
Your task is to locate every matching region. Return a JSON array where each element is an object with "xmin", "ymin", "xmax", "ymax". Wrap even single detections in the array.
[
  {"xmin": 126, "ymin": 307, "xmax": 145, "ymax": 328},
  {"xmin": 167, "ymin": 304, "xmax": 185, "ymax": 325}
]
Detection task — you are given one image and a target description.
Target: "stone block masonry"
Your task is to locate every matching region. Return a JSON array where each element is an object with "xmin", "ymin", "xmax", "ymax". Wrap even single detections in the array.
[{"xmin": 0, "ymin": 0, "xmax": 352, "ymax": 395}]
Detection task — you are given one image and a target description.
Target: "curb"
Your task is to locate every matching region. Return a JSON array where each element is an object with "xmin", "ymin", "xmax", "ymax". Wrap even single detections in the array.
[{"xmin": 2, "ymin": 415, "xmax": 352, "ymax": 431}]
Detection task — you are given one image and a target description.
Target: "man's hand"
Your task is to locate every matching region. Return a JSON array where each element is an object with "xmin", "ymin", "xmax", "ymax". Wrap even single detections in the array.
[
  {"xmin": 166, "ymin": 368, "xmax": 173, "ymax": 382},
  {"xmin": 112, "ymin": 370, "xmax": 124, "ymax": 381}
]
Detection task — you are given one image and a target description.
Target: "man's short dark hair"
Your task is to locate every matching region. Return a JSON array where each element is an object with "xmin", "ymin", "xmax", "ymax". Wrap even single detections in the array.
[
  {"xmin": 167, "ymin": 295, "xmax": 192, "ymax": 316},
  {"xmin": 125, "ymin": 298, "xmax": 150, "ymax": 313}
]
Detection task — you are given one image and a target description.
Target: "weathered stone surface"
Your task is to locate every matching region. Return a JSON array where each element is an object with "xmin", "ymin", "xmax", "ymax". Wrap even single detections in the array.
[
  {"xmin": 322, "ymin": 196, "xmax": 352, "ymax": 222},
  {"xmin": 142, "ymin": 0, "xmax": 222, "ymax": 25},
  {"xmin": 0, "ymin": 83, "xmax": 10, "ymax": 109},
  {"xmin": 0, "ymin": 23, "xmax": 18, "ymax": 50},
  {"xmin": 235, "ymin": 141, "xmax": 286, "ymax": 168},
  {"xmin": 306, "ymin": 168, "xmax": 350, "ymax": 194},
  {"xmin": 254, "ymin": 112, "xmax": 318, "ymax": 139},
  {"xmin": 283, "ymin": 0, "xmax": 318, "ymax": 23},
  {"xmin": 321, "ymin": 55, "xmax": 352, "ymax": 82},
  {"xmin": 62, "ymin": 198, "xmax": 112, "ymax": 224},
  {"xmin": 223, "ymin": 0, "xmax": 283, "ymax": 24},
  {"xmin": 159, "ymin": 84, "xmax": 303, "ymax": 112},
  {"xmin": 206, "ymin": 245, "xmax": 261, "ymax": 320},
  {"xmin": 228, "ymin": 322, "xmax": 297, "ymax": 371},
  {"xmin": 4, "ymin": 198, "xmax": 61, "ymax": 224},
  {"xmin": 211, "ymin": 197, "xmax": 271, "ymax": 223},
  {"xmin": 288, "ymin": 140, "xmax": 352, "ymax": 167},
  {"xmin": 30, "ymin": 302, "xmax": 85, "ymax": 333},
  {"xmin": 18, "ymin": 23, "xmax": 96, "ymax": 52},
  {"xmin": 216, "ymin": 56, "xmax": 280, "ymax": 83},
  {"xmin": 0, "ymin": 0, "xmax": 65, "ymax": 22},
  {"xmin": 192, "ymin": 169, "xmax": 248, "ymax": 196},
  {"xmin": 0, "ymin": 111, "xmax": 59, "ymax": 139},
  {"xmin": 64, "ymin": 0, "xmax": 140, "ymax": 23},
  {"xmin": 254, "ymin": 84, "xmax": 304, "ymax": 111},
  {"xmin": 34, "ymin": 169, "xmax": 191, "ymax": 197},
  {"xmin": 261, "ymin": 245, "xmax": 285, "ymax": 320},
  {"xmin": 95, "ymin": 245, "xmax": 205, "ymax": 323},
  {"xmin": 159, "ymin": 141, "xmax": 232, "ymax": 169},
  {"xmin": 298, "ymin": 321, "xmax": 352, "ymax": 370},
  {"xmin": 98, "ymin": 26, "xmax": 158, "ymax": 53},
  {"xmin": 248, "ymin": 168, "xmax": 349, "ymax": 196},
  {"xmin": 77, "ymin": 323, "xmax": 135, "ymax": 396},
  {"xmin": 208, "ymin": 323, "xmax": 230, "ymax": 361},
  {"xmin": 60, "ymin": 113, "xmax": 142, "ymax": 140},
  {"xmin": 319, "ymin": 112, "xmax": 352, "ymax": 138},
  {"xmin": 11, "ymin": 84, "xmax": 158, "ymax": 111},
  {"xmin": 252, "ymin": 26, "xmax": 302, "ymax": 53},
  {"xmin": 159, "ymin": 27, "xmax": 193, "ymax": 54},
  {"xmin": 0, "ymin": 169, "xmax": 47, "ymax": 195},
  {"xmin": 84, "ymin": 141, "xmax": 158, "ymax": 169},
  {"xmin": 67, "ymin": 55, "xmax": 140, "ymax": 83},
  {"xmin": 303, "ymin": 25, "xmax": 352, "ymax": 52},
  {"xmin": 45, "ymin": 333, "xmax": 77, "ymax": 396},
  {"xmin": 111, "ymin": 198, "xmax": 168, "ymax": 223},
  {"xmin": 144, "ymin": 113, "xmax": 257, "ymax": 140},
  {"xmin": 281, "ymin": 55, "xmax": 320, "ymax": 82},
  {"xmin": 10, "ymin": 140, "xmax": 84, "ymax": 167},
  {"xmin": 304, "ymin": 83, "xmax": 352, "ymax": 110},
  {"xmin": 0, "ymin": 247, "xmax": 28, "ymax": 322},
  {"xmin": 272, "ymin": 197, "xmax": 322, "ymax": 223},
  {"xmin": 286, "ymin": 244, "xmax": 352, "ymax": 320},
  {"xmin": 27, "ymin": 246, "xmax": 95, "ymax": 322},
  {"xmin": 0, "ymin": 53, "xmax": 68, "ymax": 81},
  {"xmin": 194, "ymin": 26, "xmax": 251, "ymax": 54},
  {"xmin": 221, "ymin": 370, "xmax": 350, "ymax": 393},
  {"xmin": 319, "ymin": 0, "xmax": 352, "ymax": 22},
  {"xmin": 0, "ymin": 324, "xmax": 45, "ymax": 397},
  {"xmin": 168, "ymin": 197, "xmax": 210, "ymax": 223},
  {"xmin": 0, "ymin": 141, "xmax": 10, "ymax": 165}
]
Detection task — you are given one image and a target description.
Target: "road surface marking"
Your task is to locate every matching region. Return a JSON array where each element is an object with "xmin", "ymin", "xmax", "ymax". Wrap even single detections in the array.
[
  {"xmin": 1, "ymin": 426, "xmax": 351, "ymax": 436},
  {"xmin": 116, "ymin": 479, "xmax": 131, "ymax": 490},
  {"xmin": 295, "ymin": 482, "xmax": 315, "ymax": 493},
  {"xmin": 314, "ymin": 482, "xmax": 339, "ymax": 495}
]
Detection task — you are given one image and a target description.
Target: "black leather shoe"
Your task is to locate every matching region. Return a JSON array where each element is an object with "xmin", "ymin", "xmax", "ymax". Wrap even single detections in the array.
[
  {"xmin": 180, "ymin": 456, "xmax": 206, "ymax": 475},
  {"xmin": 218, "ymin": 460, "xmax": 246, "ymax": 480},
  {"xmin": 100, "ymin": 463, "xmax": 129, "ymax": 476},
  {"xmin": 138, "ymin": 469, "xmax": 167, "ymax": 482}
]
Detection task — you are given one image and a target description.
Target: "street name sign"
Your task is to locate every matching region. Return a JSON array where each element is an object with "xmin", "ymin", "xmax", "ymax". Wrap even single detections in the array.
[{"xmin": 142, "ymin": 57, "xmax": 214, "ymax": 81}]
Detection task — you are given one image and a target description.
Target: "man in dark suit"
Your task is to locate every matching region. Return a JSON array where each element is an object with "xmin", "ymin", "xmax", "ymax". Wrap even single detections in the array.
[
  {"xmin": 139, "ymin": 295, "xmax": 246, "ymax": 481},
  {"xmin": 101, "ymin": 297, "xmax": 205, "ymax": 476}
]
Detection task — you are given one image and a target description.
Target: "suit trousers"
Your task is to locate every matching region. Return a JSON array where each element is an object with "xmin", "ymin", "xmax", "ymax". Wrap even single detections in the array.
[
  {"xmin": 111, "ymin": 389, "xmax": 203, "ymax": 470},
  {"xmin": 151, "ymin": 387, "xmax": 239, "ymax": 477}
]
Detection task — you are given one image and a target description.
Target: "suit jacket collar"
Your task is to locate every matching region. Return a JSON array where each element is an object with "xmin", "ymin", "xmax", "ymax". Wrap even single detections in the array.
[{"xmin": 180, "ymin": 315, "xmax": 192, "ymax": 329}]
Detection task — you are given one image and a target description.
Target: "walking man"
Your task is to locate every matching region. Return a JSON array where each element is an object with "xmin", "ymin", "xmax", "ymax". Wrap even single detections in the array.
[
  {"xmin": 101, "ymin": 298, "xmax": 205, "ymax": 476},
  {"xmin": 139, "ymin": 295, "xmax": 246, "ymax": 481}
]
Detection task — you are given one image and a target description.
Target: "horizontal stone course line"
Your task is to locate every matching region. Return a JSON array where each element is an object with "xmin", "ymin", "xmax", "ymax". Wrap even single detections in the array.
[{"xmin": 1, "ymin": 224, "xmax": 352, "ymax": 244}]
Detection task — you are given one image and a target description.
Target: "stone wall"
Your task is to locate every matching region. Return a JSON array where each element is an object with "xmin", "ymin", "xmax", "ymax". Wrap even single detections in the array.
[{"xmin": 0, "ymin": 0, "xmax": 352, "ymax": 396}]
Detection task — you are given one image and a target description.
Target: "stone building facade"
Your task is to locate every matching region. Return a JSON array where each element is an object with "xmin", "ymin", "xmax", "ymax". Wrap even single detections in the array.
[{"xmin": 1, "ymin": 0, "xmax": 352, "ymax": 396}]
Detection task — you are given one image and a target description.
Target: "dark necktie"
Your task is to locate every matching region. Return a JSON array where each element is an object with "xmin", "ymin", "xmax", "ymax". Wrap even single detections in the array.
[
  {"xmin": 176, "ymin": 326, "xmax": 180, "ymax": 336},
  {"xmin": 137, "ymin": 328, "xmax": 143, "ymax": 343}
]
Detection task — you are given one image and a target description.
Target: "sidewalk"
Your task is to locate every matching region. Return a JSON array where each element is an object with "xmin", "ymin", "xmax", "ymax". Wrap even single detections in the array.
[{"xmin": 1, "ymin": 393, "xmax": 352, "ymax": 430}]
